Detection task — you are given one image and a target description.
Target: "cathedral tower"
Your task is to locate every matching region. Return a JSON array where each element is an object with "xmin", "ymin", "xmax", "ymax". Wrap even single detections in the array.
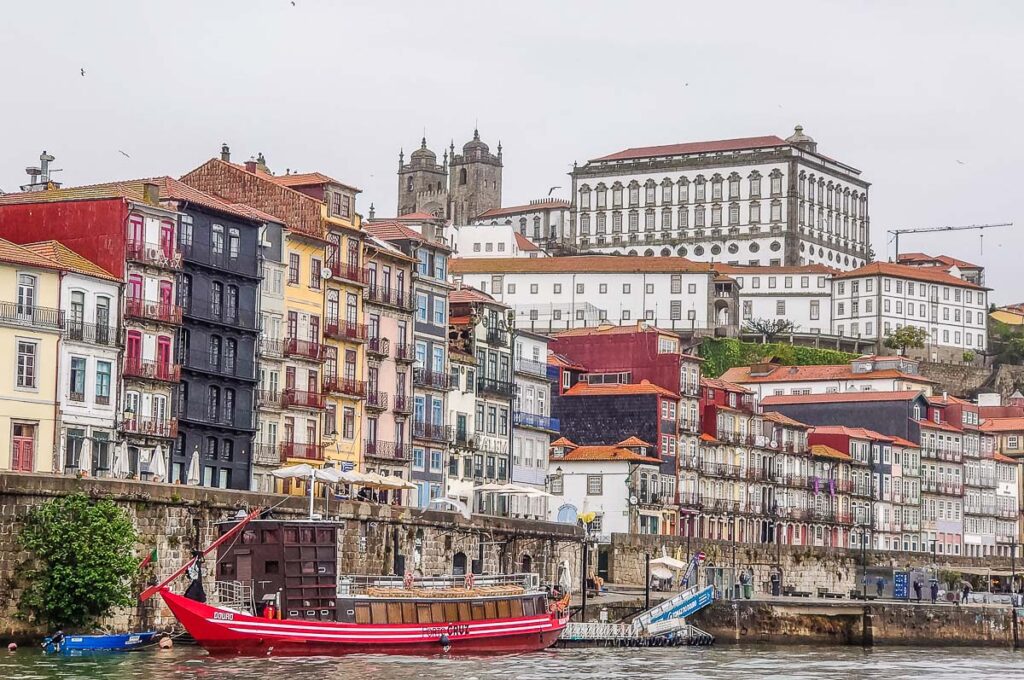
[
  {"xmin": 448, "ymin": 129, "xmax": 502, "ymax": 224},
  {"xmin": 396, "ymin": 138, "xmax": 448, "ymax": 217}
]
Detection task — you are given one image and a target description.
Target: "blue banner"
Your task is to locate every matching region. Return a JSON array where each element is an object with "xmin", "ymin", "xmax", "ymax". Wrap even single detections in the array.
[{"xmin": 894, "ymin": 571, "xmax": 909, "ymax": 600}]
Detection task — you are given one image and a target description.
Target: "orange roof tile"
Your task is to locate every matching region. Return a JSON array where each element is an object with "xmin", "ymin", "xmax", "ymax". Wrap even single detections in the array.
[
  {"xmin": 449, "ymin": 286, "xmax": 503, "ymax": 306},
  {"xmin": 591, "ymin": 135, "xmax": 787, "ymax": 162},
  {"xmin": 553, "ymin": 321, "xmax": 677, "ymax": 339},
  {"xmin": 995, "ymin": 452, "xmax": 1018, "ymax": 464},
  {"xmin": 833, "ymin": 261, "xmax": 988, "ymax": 290},
  {"xmin": 980, "ymin": 417, "xmax": 1024, "ymax": 433},
  {"xmin": 475, "ymin": 199, "xmax": 570, "ymax": 219},
  {"xmin": 809, "ymin": 444, "xmax": 852, "ymax": 461},
  {"xmin": 513, "ymin": 232, "xmax": 542, "ymax": 251},
  {"xmin": 761, "ymin": 411, "xmax": 809, "ymax": 428},
  {"xmin": 916, "ymin": 418, "xmax": 963, "ymax": 434},
  {"xmin": 888, "ymin": 436, "xmax": 920, "ymax": 449},
  {"xmin": 700, "ymin": 376, "xmax": 752, "ymax": 393},
  {"xmin": 450, "ymin": 255, "xmax": 716, "ymax": 275},
  {"xmin": 809, "ymin": 425, "xmax": 894, "ymax": 442},
  {"xmin": 563, "ymin": 379, "xmax": 679, "ymax": 399},
  {"xmin": 0, "ymin": 237, "xmax": 64, "ymax": 271},
  {"xmin": 550, "ymin": 437, "xmax": 577, "ymax": 448},
  {"xmin": 721, "ymin": 364, "xmax": 936, "ymax": 385},
  {"xmin": 548, "ymin": 353, "xmax": 587, "ymax": 371},
  {"xmin": 365, "ymin": 220, "xmax": 452, "ymax": 251},
  {"xmin": 699, "ymin": 433, "xmax": 720, "ymax": 443},
  {"xmin": 396, "ymin": 211, "xmax": 440, "ymax": 220},
  {"xmin": 616, "ymin": 436, "xmax": 652, "ymax": 448},
  {"xmin": 559, "ymin": 445, "xmax": 662, "ymax": 464},
  {"xmin": 897, "ymin": 252, "xmax": 980, "ymax": 270},
  {"xmin": 22, "ymin": 241, "xmax": 118, "ymax": 282},
  {"xmin": 761, "ymin": 390, "xmax": 923, "ymax": 406},
  {"xmin": 271, "ymin": 172, "xmax": 360, "ymax": 193}
]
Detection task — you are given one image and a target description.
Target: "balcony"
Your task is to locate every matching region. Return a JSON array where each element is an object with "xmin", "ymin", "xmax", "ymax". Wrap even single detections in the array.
[
  {"xmin": 64, "ymin": 321, "xmax": 115, "ymax": 346},
  {"xmin": 773, "ymin": 473, "xmax": 808, "ymax": 488},
  {"xmin": 282, "ymin": 389, "xmax": 326, "ymax": 410},
  {"xmin": 325, "ymin": 318, "xmax": 368, "ymax": 343},
  {"xmin": 700, "ymin": 461, "xmax": 742, "ymax": 480},
  {"xmin": 367, "ymin": 336, "xmax": 390, "ymax": 358},
  {"xmin": 393, "ymin": 394, "xmax": 412, "ymax": 414},
  {"xmin": 183, "ymin": 300, "xmax": 255, "ymax": 330},
  {"xmin": 257, "ymin": 389, "xmax": 284, "ymax": 410},
  {"xmin": 922, "ymin": 446, "xmax": 962, "ymax": 463},
  {"xmin": 328, "ymin": 260, "xmax": 368, "ymax": 285},
  {"xmin": 280, "ymin": 442, "xmax": 322, "ymax": 461},
  {"xmin": 395, "ymin": 343, "xmax": 416, "ymax": 363},
  {"xmin": 179, "ymin": 401, "xmax": 256, "ymax": 431},
  {"xmin": 921, "ymin": 478, "xmax": 963, "ymax": 495},
  {"xmin": 513, "ymin": 411, "xmax": 560, "ymax": 433},
  {"xmin": 366, "ymin": 391, "xmax": 389, "ymax": 411},
  {"xmin": 476, "ymin": 376, "xmax": 514, "ymax": 399},
  {"xmin": 745, "ymin": 467, "xmax": 770, "ymax": 481},
  {"xmin": 284, "ymin": 337, "xmax": 324, "ymax": 361},
  {"xmin": 253, "ymin": 443, "xmax": 282, "ymax": 466},
  {"xmin": 514, "ymin": 358, "xmax": 550, "ymax": 379},
  {"xmin": 964, "ymin": 475, "xmax": 997, "ymax": 488},
  {"xmin": 453, "ymin": 429, "xmax": 473, "ymax": 448},
  {"xmin": 323, "ymin": 376, "xmax": 367, "ymax": 398},
  {"xmin": 413, "ymin": 420, "xmax": 453, "ymax": 443},
  {"xmin": 120, "ymin": 416, "xmax": 178, "ymax": 439},
  {"xmin": 259, "ymin": 337, "xmax": 284, "ymax": 358},
  {"xmin": 365, "ymin": 284, "xmax": 414, "ymax": 310},
  {"xmin": 124, "ymin": 357, "xmax": 180, "ymax": 383},
  {"xmin": 364, "ymin": 439, "xmax": 412, "ymax": 462},
  {"xmin": 414, "ymin": 368, "xmax": 452, "ymax": 391},
  {"xmin": 807, "ymin": 477, "xmax": 853, "ymax": 493},
  {"xmin": 126, "ymin": 239, "xmax": 182, "ymax": 270},
  {"xmin": 179, "ymin": 350, "xmax": 256, "ymax": 381},
  {"xmin": 179, "ymin": 243, "xmax": 258, "ymax": 278},
  {"xmin": 678, "ymin": 492, "xmax": 703, "ymax": 508},
  {"xmin": 484, "ymin": 327, "xmax": 508, "ymax": 347},
  {"xmin": 125, "ymin": 297, "xmax": 182, "ymax": 325}
]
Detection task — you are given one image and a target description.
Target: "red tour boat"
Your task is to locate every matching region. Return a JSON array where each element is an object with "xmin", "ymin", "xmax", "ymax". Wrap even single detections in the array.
[{"xmin": 144, "ymin": 512, "xmax": 570, "ymax": 655}]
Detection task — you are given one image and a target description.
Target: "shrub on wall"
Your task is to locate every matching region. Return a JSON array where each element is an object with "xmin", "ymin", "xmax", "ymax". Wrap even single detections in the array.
[
  {"xmin": 698, "ymin": 338, "xmax": 860, "ymax": 377},
  {"xmin": 17, "ymin": 493, "xmax": 140, "ymax": 629}
]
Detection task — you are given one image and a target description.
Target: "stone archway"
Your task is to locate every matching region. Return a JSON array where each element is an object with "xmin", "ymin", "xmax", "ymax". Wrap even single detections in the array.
[
  {"xmin": 452, "ymin": 551, "xmax": 468, "ymax": 576},
  {"xmin": 521, "ymin": 553, "xmax": 533, "ymax": 573}
]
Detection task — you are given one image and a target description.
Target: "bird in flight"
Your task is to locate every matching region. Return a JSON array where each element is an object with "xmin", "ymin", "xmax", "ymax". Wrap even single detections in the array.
[
  {"xmin": 118, "ymin": 150, "xmax": 131, "ymax": 159},
  {"xmin": 547, "ymin": 186, "xmax": 561, "ymax": 196},
  {"xmin": 955, "ymin": 160, "xmax": 967, "ymax": 165},
  {"xmin": 80, "ymin": 68, "xmax": 85, "ymax": 76}
]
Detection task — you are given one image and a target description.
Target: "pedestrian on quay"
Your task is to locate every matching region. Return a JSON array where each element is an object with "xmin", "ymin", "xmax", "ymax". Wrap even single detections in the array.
[
  {"xmin": 875, "ymin": 576, "xmax": 885, "ymax": 599},
  {"xmin": 913, "ymin": 579, "xmax": 923, "ymax": 603},
  {"xmin": 930, "ymin": 579, "xmax": 939, "ymax": 604},
  {"xmin": 961, "ymin": 581, "xmax": 973, "ymax": 604}
]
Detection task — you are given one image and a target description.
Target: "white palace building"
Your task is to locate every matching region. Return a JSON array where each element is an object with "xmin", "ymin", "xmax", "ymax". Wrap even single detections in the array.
[{"xmin": 567, "ymin": 126, "xmax": 871, "ymax": 270}]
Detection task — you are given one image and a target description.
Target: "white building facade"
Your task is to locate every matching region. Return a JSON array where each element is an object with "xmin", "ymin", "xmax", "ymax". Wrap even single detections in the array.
[
  {"xmin": 446, "ymin": 349, "xmax": 478, "ymax": 506},
  {"xmin": 568, "ymin": 127, "xmax": 871, "ymax": 270},
  {"xmin": 472, "ymin": 199, "xmax": 569, "ymax": 250},
  {"xmin": 450, "ymin": 223, "xmax": 545, "ymax": 259},
  {"xmin": 722, "ymin": 356, "xmax": 936, "ymax": 401},
  {"xmin": 510, "ymin": 330, "xmax": 556, "ymax": 520},
  {"xmin": 730, "ymin": 265, "xmax": 835, "ymax": 334},
  {"xmin": 831, "ymin": 262, "xmax": 989, "ymax": 361}
]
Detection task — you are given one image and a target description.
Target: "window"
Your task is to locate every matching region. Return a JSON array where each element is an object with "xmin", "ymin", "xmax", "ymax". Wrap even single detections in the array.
[
  {"xmin": 310, "ymin": 257, "xmax": 322, "ymax": 289},
  {"xmin": 17, "ymin": 341, "xmax": 37, "ymax": 388},
  {"xmin": 342, "ymin": 407, "xmax": 355, "ymax": 439},
  {"xmin": 228, "ymin": 228, "xmax": 240, "ymax": 259},
  {"xmin": 623, "ymin": 283, "xmax": 631, "ymax": 294},
  {"xmin": 587, "ymin": 475, "xmax": 603, "ymax": 495},
  {"xmin": 211, "ymin": 224, "xmax": 224, "ymax": 255},
  {"xmin": 226, "ymin": 285, "xmax": 239, "ymax": 322},
  {"xmin": 416, "ymin": 293, "xmax": 428, "ymax": 322},
  {"xmin": 288, "ymin": 253, "xmax": 300, "ymax": 284},
  {"xmin": 69, "ymin": 357, "xmax": 86, "ymax": 401},
  {"xmin": 432, "ymin": 295, "xmax": 446, "ymax": 326},
  {"xmin": 776, "ymin": 300, "xmax": 786, "ymax": 315},
  {"xmin": 576, "ymin": 283, "xmax": 584, "ymax": 294},
  {"xmin": 430, "ymin": 449, "xmax": 443, "ymax": 472},
  {"xmin": 810, "ymin": 300, "xmax": 820, "ymax": 320},
  {"xmin": 646, "ymin": 283, "xmax": 654, "ymax": 294}
]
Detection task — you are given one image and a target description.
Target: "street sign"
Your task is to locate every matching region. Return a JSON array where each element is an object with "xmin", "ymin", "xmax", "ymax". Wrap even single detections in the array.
[{"xmin": 894, "ymin": 571, "xmax": 909, "ymax": 600}]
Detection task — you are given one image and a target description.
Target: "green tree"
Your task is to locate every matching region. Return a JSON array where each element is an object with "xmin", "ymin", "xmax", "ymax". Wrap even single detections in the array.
[
  {"xmin": 743, "ymin": 318, "xmax": 798, "ymax": 343},
  {"xmin": 18, "ymin": 494, "xmax": 139, "ymax": 629},
  {"xmin": 883, "ymin": 325, "xmax": 928, "ymax": 354}
]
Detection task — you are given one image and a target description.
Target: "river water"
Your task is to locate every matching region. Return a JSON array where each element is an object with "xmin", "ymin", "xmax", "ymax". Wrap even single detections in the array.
[{"xmin": 1, "ymin": 645, "xmax": 1019, "ymax": 679}]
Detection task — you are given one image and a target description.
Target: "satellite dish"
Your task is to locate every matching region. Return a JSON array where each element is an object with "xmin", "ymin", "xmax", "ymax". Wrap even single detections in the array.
[
  {"xmin": 629, "ymin": 495, "xmax": 639, "ymax": 506},
  {"xmin": 320, "ymin": 266, "xmax": 333, "ymax": 280}
]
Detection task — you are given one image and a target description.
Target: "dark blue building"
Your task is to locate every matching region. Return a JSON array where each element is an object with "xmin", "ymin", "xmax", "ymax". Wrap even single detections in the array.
[{"xmin": 161, "ymin": 178, "xmax": 264, "ymax": 489}]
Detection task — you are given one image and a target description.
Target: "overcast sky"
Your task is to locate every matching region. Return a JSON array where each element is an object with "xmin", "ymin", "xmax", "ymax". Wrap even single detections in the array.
[{"xmin": 2, "ymin": 1, "xmax": 1021, "ymax": 302}]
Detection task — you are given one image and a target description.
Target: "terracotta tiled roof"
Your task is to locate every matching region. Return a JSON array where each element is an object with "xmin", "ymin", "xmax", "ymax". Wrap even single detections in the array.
[
  {"xmin": 475, "ymin": 200, "xmax": 570, "ymax": 219},
  {"xmin": 450, "ymin": 255, "xmax": 716, "ymax": 275},
  {"xmin": 547, "ymin": 353, "xmax": 587, "ymax": 371},
  {"xmin": 560, "ymin": 445, "xmax": 662, "ymax": 464},
  {"xmin": 550, "ymin": 437, "xmax": 577, "ymax": 448},
  {"xmin": 721, "ymin": 365, "xmax": 936, "ymax": 385},
  {"xmin": 616, "ymin": 436, "xmax": 652, "ymax": 448},
  {"xmin": 448, "ymin": 314, "xmax": 473, "ymax": 326},
  {"xmin": 832, "ymin": 262, "xmax": 988, "ymax": 290},
  {"xmin": 700, "ymin": 376, "xmax": 752, "ymax": 393},
  {"xmin": 449, "ymin": 286, "xmax": 503, "ymax": 306},
  {"xmin": 897, "ymin": 252, "xmax": 980, "ymax": 270},
  {"xmin": 0, "ymin": 183, "xmax": 140, "ymax": 205},
  {"xmin": 0, "ymin": 237, "xmax": 64, "ymax": 270},
  {"xmin": 809, "ymin": 425, "xmax": 894, "ymax": 442},
  {"xmin": 591, "ymin": 135, "xmax": 787, "ymax": 162},
  {"xmin": 699, "ymin": 433, "xmax": 720, "ymax": 443},
  {"xmin": 916, "ymin": 418, "xmax": 963, "ymax": 434},
  {"xmin": 888, "ymin": 436, "xmax": 920, "ymax": 449},
  {"xmin": 513, "ymin": 232, "xmax": 541, "ymax": 251},
  {"xmin": 563, "ymin": 379, "xmax": 679, "ymax": 399},
  {"xmin": 761, "ymin": 390, "xmax": 923, "ymax": 406},
  {"xmin": 366, "ymin": 221, "xmax": 426, "ymax": 242},
  {"xmin": 761, "ymin": 411, "xmax": 809, "ymax": 428},
  {"xmin": 718, "ymin": 263, "xmax": 839, "ymax": 275},
  {"xmin": 396, "ymin": 211, "xmax": 440, "ymax": 220},
  {"xmin": 980, "ymin": 417, "xmax": 1024, "ymax": 433},
  {"xmin": 22, "ymin": 241, "xmax": 118, "ymax": 282},
  {"xmin": 994, "ymin": 452, "xmax": 1018, "ymax": 464},
  {"xmin": 809, "ymin": 444, "xmax": 852, "ymax": 461},
  {"xmin": 181, "ymin": 159, "xmax": 325, "ymax": 239},
  {"xmin": 553, "ymin": 321, "xmax": 676, "ymax": 339},
  {"xmin": 271, "ymin": 172, "xmax": 360, "ymax": 193},
  {"xmin": 226, "ymin": 203, "xmax": 283, "ymax": 224}
]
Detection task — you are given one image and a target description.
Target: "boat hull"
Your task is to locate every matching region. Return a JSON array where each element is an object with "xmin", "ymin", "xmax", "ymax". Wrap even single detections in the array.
[
  {"xmin": 44, "ymin": 631, "xmax": 158, "ymax": 654},
  {"xmin": 160, "ymin": 590, "xmax": 567, "ymax": 655}
]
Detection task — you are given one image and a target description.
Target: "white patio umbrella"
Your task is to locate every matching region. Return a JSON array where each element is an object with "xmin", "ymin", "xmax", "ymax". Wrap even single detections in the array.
[
  {"xmin": 427, "ymin": 496, "xmax": 472, "ymax": 520},
  {"xmin": 111, "ymin": 445, "xmax": 131, "ymax": 479},
  {"xmin": 147, "ymin": 446, "xmax": 167, "ymax": 482},
  {"xmin": 650, "ymin": 555, "xmax": 688, "ymax": 571},
  {"xmin": 186, "ymin": 449, "xmax": 202, "ymax": 486},
  {"xmin": 77, "ymin": 441, "xmax": 92, "ymax": 477},
  {"xmin": 272, "ymin": 464, "xmax": 342, "ymax": 518}
]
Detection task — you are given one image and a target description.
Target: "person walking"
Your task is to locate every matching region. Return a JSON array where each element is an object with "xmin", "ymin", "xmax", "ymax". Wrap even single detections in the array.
[
  {"xmin": 961, "ymin": 581, "xmax": 972, "ymax": 604},
  {"xmin": 875, "ymin": 576, "xmax": 885, "ymax": 599},
  {"xmin": 930, "ymin": 579, "xmax": 939, "ymax": 604},
  {"xmin": 913, "ymin": 579, "xmax": 923, "ymax": 603}
]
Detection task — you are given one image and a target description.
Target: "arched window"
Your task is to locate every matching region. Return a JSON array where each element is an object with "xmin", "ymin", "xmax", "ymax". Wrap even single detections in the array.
[
  {"xmin": 596, "ymin": 212, "xmax": 606, "ymax": 234},
  {"xmin": 596, "ymin": 183, "xmax": 607, "ymax": 209},
  {"xmin": 661, "ymin": 208, "xmax": 672, "ymax": 229},
  {"xmin": 406, "ymin": 176, "xmax": 414, "ymax": 192},
  {"xmin": 459, "ymin": 168, "xmax": 467, "ymax": 185},
  {"xmin": 209, "ymin": 335, "xmax": 222, "ymax": 368},
  {"xmin": 211, "ymin": 224, "xmax": 224, "ymax": 254},
  {"xmin": 628, "ymin": 181, "xmax": 640, "ymax": 207},
  {"xmin": 519, "ymin": 217, "xmax": 527, "ymax": 234},
  {"xmin": 644, "ymin": 209, "xmax": 655, "ymax": 231},
  {"xmin": 728, "ymin": 173, "xmax": 741, "ymax": 200},
  {"xmin": 579, "ymin": 184, "xmax": 591, "ymax": 210},
  {"xmin": 207, "ymin": 386, "xmax": 220, "ymax": 421},
  {"xmin": 644, "ymin": 180, "xmax": 656, "ymax": 205},
  {"xmin": 661, "ymin": 179, "xmax": 674, "ymax": 204},
  {"xmin": 711, "ymin": 174, "xmax": 723, "ymax": 201},
  {"xmin": 580, "ymin": 213, "xmax": 591, "ymax": 235}
]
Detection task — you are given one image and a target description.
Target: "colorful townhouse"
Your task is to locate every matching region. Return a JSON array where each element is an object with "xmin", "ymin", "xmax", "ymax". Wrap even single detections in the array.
[
  {"xmin": 0, "ymin": 185, "xmax": 182, "ymax": 481},
  {"xmin": 0, "ymin": 239, "xmax": 64, "ymax": 472}
]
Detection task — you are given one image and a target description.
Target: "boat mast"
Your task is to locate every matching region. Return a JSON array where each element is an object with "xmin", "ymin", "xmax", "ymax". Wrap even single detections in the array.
[{"xmin": 139, "ymin": 506, "xmax": 264, "ymax": 602}]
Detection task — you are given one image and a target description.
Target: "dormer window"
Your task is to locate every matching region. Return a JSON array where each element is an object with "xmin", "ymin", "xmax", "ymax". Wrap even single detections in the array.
[
  {"xmin": 933, "ymin": 411, "xmax": 941, "ymax": 424},
  {"xmin": 913, "ymin": 405, "xmax": 922, "ymax": 420}
]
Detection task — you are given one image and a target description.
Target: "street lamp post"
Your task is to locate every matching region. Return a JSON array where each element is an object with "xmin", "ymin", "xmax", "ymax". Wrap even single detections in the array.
[
  {"xmin": 861, "ymin": 524, "xmax": 868, "ymax": 600},
  {"xmin": 1013, "ymin": 540, "xmax": 1019, "ymax": 650}
]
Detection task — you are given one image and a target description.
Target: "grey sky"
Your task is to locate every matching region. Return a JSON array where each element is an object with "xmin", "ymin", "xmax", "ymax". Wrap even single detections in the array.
[{"xmin": 2, "ymin": 1, "xmax": 1021, "ymax": 302}]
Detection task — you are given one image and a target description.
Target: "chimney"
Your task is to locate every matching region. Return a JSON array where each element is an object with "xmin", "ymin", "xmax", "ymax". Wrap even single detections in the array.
[
  {"xmin": 142, "ymin": 182, "xmax": 160, "ymax": 205},
  {"xmin": 245, "ymin": 157, "xmax": 258, "ymax": 173},
  {"xmin": 220, "ymin": 143, "xmax": 231, "ymax": 162},
  {"xmin": 368, "ymin": 203, "xmax": 376, "ymax": 220}
]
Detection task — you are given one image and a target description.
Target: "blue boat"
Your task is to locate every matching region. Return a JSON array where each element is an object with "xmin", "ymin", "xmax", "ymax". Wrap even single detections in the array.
[{"xmin": 43, "ymin": 631, "xmax": 158, "ymax": 654}]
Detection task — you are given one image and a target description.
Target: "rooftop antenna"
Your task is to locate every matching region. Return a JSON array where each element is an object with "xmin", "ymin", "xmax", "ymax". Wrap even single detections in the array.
[{"xmin": 21, "ymin": 150, "xmax": 62, "ymax": 192}]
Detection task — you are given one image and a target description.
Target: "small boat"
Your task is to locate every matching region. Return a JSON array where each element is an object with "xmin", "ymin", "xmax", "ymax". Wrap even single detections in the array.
[
  {"xmin": 43, "ymin": 631, "xmax": 158, "ymax": 654},
  {"xmin": 145, "ymin": 512, "xmax": 569, "ymax": 655}
]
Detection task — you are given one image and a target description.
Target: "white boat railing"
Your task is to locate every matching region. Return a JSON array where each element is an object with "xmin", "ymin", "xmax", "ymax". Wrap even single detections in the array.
[
  {"xmin": 336, "ymin": 572, "xmax": 540, "ymax": 595},
  {"xmin": 212, "ymin": 580, "xmax": 255, "ymax": 614}
]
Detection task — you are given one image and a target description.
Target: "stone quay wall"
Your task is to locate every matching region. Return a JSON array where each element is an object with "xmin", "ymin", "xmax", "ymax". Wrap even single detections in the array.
[
  {"xmin": 607, "ymin": 533, "xmax": 1019, "ymax": 596},
  {"xmin": 0, "ymin": 473, "xmax": 581, "ymax": 641}
]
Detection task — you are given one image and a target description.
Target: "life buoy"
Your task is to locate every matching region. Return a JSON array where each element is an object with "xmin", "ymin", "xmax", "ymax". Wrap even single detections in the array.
[{"xmin": 464, "ymin": 572, "xmax": 475, "ymax": 589}]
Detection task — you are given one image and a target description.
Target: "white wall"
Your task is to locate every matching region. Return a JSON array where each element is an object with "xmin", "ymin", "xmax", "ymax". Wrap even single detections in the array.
[{"xmin": 733, "ymin": 270, "xmax": 833, "ymax": 333}]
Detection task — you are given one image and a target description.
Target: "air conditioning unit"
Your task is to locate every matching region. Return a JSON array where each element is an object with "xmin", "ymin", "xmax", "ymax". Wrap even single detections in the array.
[{"xmin": 145, "ymin": 246, "xmax": 161, "ymax": 262}]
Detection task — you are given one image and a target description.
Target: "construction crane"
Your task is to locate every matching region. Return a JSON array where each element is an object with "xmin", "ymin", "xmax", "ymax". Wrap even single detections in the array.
[{"xmin": 888, "ymin": 222, "xmax": 1012, "ymax": 259}]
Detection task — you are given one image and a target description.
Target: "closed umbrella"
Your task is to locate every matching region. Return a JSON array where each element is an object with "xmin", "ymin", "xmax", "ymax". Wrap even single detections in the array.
[
  {"xmin": 147, "ymin": 446, "xmax": 167, "ymax": 482},
  {"xmin": 77, "ymin": 441, "xmax": 92, "ymax": 477},
  {"xmin": 111, "ymin": 445, "xmax": 130, "ymax": 479},
  {"xmin": 186, "ymin": 449, "xmax": 201, "ymax": 485}
]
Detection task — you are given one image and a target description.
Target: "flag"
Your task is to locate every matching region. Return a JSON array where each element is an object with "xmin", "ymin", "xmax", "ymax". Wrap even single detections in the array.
[{"xmin": 139, "ymin": 547, "xmax": 158, "ymax": 570}]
